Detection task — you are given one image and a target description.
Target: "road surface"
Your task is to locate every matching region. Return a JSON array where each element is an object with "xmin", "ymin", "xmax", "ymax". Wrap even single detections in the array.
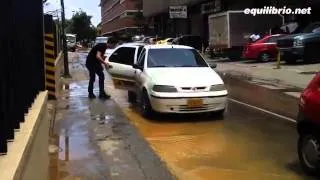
[{"xmin": 49, "ymin": 52, "xmax": 317, "ymax": 180}]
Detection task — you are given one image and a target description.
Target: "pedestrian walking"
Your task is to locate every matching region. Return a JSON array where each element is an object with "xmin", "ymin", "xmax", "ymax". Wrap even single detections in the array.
[{"xmin": 85, "ymin": 38, "xmax": 117, "ymax": 99}]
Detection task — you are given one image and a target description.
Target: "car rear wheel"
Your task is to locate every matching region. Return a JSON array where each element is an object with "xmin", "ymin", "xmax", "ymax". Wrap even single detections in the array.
[
  {"xmin": 140, "ymin": 90, "xmax": 154, "ymax": 118},
  {"xmin": 259, "ymin": 52, "xmax": 270, "ymax": 62},
  {"xmin": 298, "ymin": 133, "xmax": 320, "ymax": 175}
]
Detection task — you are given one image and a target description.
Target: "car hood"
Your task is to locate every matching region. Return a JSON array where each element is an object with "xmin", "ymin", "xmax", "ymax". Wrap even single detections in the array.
[{"xmin": 145, "ymin": 67, "xmax": 224, "ymax": 86}]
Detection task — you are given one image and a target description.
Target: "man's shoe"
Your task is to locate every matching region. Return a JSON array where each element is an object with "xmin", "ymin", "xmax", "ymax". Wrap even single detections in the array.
[
  {"xmin": 99, "ymin": 93, "xmax": 111, "ymax": 99},
  {"xmin": 88, "ymin": 93, "xmax": 96, "ymax": 99}
]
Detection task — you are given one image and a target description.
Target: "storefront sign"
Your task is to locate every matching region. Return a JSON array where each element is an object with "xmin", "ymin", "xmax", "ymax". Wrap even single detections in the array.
[{"xmin": 169, "ymin": 6, "xmax": 187, "ymax": 19}]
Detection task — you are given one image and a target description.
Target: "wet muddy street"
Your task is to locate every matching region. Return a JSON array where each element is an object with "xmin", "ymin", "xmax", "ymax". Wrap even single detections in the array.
[
  {"xmin": 48, "ymin": 52, "xmax": 317, "ymax": 180},
  {"xmin": 48, "ymin": 53, "xmax": 173, "ymax": 180}
]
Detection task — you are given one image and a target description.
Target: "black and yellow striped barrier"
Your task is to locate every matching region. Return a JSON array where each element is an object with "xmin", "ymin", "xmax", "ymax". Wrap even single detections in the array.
[{"xmin": 44, "ymin": 33, "xmax": 57, "ymax": 99}]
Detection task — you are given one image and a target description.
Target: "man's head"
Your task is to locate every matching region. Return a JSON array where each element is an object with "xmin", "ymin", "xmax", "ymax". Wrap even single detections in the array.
[{"xmin": 106, "ymin": 37, "xmax": 118, "ymax": 49}]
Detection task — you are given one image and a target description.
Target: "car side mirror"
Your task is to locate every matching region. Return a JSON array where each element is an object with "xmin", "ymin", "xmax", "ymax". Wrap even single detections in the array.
[
  {"xmin": 133, "ymin": 64, "xmax": 143, "ymax": 70},
  {"xmin": 210, "ymin": 63, "xmax": 217, "ymax": 68}
]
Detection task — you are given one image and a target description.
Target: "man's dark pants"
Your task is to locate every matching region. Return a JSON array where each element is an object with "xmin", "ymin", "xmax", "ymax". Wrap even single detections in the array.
[{"xmin": 86, "ymin": 63, "xmax": 105, "ymax": 95}]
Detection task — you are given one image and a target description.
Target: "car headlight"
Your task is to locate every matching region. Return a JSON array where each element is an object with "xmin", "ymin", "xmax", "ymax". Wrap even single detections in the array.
[
  {"xmin": 152, "ymin": 85, "xmax": 177, "ymax": 92},
  {"xmin": 210, "ymin": 84, "xmax": 226, "ymax": 91},
  {"xmin": 293, "ymin": 39, "xmax": 304, "ymax": 47}
]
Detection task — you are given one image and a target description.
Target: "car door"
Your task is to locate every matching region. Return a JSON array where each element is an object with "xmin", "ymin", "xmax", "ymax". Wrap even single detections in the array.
[
  {"xmin": 304, "ymin": 74, "xmax": 320, "ymax": 122},
  {"xmin": 134, "ymin": 48, "xmax": 146, "ymax": 90},
  {"xmin": 263, "ymin": 36, "xmax": 280, "ymax": 58},
  {"xmin": 107, "ymin": 46, "xmax": 137, "ymax": 91}
]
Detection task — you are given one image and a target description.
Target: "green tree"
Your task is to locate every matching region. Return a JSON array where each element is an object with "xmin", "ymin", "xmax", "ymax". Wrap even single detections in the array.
[{"xmin": 68, "ymin": 11, "xmax": 96, "ymax": 41}]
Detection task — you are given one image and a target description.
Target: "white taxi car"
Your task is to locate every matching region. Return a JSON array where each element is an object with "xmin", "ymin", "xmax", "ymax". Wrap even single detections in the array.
[{"xmin": 107, "ymin": 44, "xmax": 228, "ymax": 118}]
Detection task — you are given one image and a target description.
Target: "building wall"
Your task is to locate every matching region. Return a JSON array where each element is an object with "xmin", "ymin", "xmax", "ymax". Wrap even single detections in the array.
[
  {"xmin": 143, "ymin": 0, "xmax": 168, "ymax": 17},
  {"xmin": 143, "ymin": 0, "xmax": 207, "ymax": 17},
  {"xmin": 102, "ymin": 17, "xmax": 136, "ymax": 34},
  {"xmin": 101, "ymin": 0, "xmax": 141, "ymax": 35}
]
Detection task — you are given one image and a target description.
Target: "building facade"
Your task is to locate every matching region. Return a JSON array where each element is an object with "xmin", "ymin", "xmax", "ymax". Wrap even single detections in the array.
[
  {"xmin": 100, "ymin": 0, "xmax": 145, "ymax": 36},
  {"xmin": 142, "ymin": 0, "xmax": 256, "ymax": 40},
  {"xmin": 143, "ymin": 0, "xmax": 320, "ymax": 40}
]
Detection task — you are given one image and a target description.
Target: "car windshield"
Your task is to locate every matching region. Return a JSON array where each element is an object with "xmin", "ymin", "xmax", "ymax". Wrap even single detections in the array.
[
  {"xmin": 302, "ymin": 24, "xmax": 320, "ymax": 33},
  {"xmin": 147, "ymin": 48, "xmax": 208, "ymax": 68}
]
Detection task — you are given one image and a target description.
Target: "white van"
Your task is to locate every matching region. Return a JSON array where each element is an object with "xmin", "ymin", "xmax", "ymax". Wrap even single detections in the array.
[{"xmin": 66, "ymin": 34, "xmax": 77, "ymax": 52}]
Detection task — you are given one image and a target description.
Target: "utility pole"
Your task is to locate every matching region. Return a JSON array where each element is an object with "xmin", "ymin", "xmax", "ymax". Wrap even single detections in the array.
[{"xmin": 60, "ymin": 0, "xmax": 71, "ymax": 77}]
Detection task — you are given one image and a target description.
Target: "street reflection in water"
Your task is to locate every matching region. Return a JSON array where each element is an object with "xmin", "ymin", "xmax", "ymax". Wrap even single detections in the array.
[{"xmin": 49, "ymin": 82, "xmax": 111, "ymax": 180}]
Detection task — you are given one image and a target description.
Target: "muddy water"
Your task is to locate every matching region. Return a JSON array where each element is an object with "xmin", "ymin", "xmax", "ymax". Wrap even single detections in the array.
[{"xmin": 48, "ymin": 82, "xmax": 111, "ymax": 180}]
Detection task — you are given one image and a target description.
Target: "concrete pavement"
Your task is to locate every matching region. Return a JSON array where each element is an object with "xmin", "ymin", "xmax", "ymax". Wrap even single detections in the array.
[{"xmin": 205, "ymin": 57, "xmax": 319, "ymax": 89}]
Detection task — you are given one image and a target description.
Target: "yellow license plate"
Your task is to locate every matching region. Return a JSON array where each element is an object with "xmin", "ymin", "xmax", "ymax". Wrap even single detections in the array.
[{"xmin": 187, "ymin": 99, "xmax": 203, "ymax": 108}]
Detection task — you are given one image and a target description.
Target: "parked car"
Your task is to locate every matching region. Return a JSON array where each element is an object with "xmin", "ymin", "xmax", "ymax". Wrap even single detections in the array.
[
  {"xmin": 242, "ymin": 34, "xmax": 287, "ymax": 62},
  {"xmin": 94, "ymin": 36, "xmax": 109, "ymax": 46},
  {"xmin": 172, "ymin": 35, "xmax": 203, "ymax": 51},
  {"xmin": 157, "ymin": 38, "xmax": 174, "ymax": 45},
  {"xmin": 297, "ymin": 73, "xmax": 320, "ymax": 176},
  {"xmin": 137, "ymin": 36, "xmax": 156, "ymax": 43},
  {"xmin": 277, "ymin": 22, "xmax": 320, "ymax": 63},
  {"xmin": 107, "ymin": 45, "xmax": 228, "ymax": 118}
]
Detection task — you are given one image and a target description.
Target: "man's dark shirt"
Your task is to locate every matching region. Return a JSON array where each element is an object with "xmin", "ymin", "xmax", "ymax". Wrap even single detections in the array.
[{"xmin": 86, "ymin": 43, "xmax": 107, "ymax": 67}]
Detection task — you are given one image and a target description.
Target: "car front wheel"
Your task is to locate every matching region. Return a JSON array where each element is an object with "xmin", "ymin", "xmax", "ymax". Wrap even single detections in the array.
[
  {"xmin": 298, "ymin": 133, "xmax": 320, "ymax": 175},
  {"xmin": 207, "ymin": 109, "xmax": 225, "ymax": 119},
  {"xmin": 128, "ymin": 91, "xmax": 137, "ymax": 103},
  {"xmin": 140, "ymin": 90, "xmax": 154, "ymax": 118}
]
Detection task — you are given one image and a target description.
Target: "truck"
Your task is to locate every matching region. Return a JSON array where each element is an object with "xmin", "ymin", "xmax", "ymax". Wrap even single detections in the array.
[{"xmin": 208, "ymin": 11, "xmax": 284, "ymax": 60}]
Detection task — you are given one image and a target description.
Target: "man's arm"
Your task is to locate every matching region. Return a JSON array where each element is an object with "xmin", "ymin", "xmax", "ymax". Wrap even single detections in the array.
[
  {"xmin": 96, "ymin": 50, "xmax": 113, "ymax": 68},
  {"xmin": 96, "ymin": 51, "xmax": 108, "ymax": 65}
]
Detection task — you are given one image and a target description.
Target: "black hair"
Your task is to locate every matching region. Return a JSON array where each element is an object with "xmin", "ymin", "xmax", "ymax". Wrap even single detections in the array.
[{"xmin": 108, "ymin": 37, "xmax": 118, "ymax": 44}]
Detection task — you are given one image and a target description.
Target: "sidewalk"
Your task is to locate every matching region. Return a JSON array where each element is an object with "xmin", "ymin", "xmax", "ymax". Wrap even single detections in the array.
[
  {"xmin": 48, "ymin": 52, "xmax": 174, "ymax": 180},
  {"xmin": 205, "ymin": 57, "xmax": 319, "ymax": 89}
]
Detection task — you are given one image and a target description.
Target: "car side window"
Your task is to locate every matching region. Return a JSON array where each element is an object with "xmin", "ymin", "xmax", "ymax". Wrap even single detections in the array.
[
  {"xmin": 137, "ymin": 49, "xmax": 146, "ymax": 67},
  {"xmin": 109, "ymin": 47, "xmax": 135, "ymax": 65}
]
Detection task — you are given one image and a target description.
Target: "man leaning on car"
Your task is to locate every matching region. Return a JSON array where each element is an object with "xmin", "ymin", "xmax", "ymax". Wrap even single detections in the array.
[{"xmin": 85, "ymin": 38, "xmax": 117, "ymax": 99}]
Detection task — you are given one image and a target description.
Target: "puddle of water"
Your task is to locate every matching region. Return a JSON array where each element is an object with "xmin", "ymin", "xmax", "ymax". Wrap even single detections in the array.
[
  {"xmin": 49, "ymin": 129, "xmax": 109, "ymax": 180},
  {"xmin": 61, "ymin": 96, "xmax": 69, "ymax": 100},
  {"xmin": 91, "ymin": 114, "xmax": 114, "ymax": 124}
]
